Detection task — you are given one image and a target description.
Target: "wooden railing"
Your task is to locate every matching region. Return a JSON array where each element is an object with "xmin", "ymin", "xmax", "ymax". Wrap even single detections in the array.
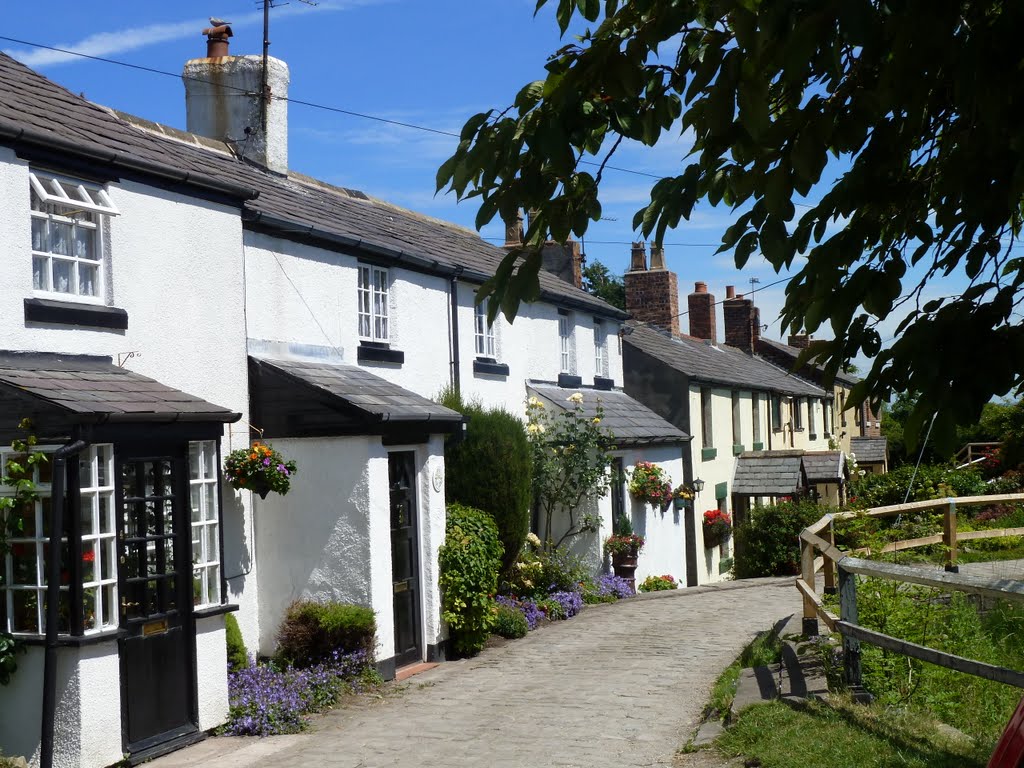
[
  {"xmin": 954, "ymin": 442, "xmax": 1001, "ymax": 467},
  {"xmin": 797, "ymin": 494, "xmax": 1024, "ymax": 688}
]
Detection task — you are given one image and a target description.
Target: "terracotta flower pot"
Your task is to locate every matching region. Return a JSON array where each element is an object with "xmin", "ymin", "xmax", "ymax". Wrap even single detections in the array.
[{"xmin": 611, "ymin": 546, "xmax": 640, "ymax": 593}]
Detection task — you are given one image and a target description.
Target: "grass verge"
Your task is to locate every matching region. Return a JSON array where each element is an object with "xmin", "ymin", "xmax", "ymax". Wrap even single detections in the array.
[
  {"xmin": 717, "ymin": 697, "xmax": 988, "ymax": 768},
  {"xmin": 703, "ymin": 626, "xmax": 783, "ymax": 722}
]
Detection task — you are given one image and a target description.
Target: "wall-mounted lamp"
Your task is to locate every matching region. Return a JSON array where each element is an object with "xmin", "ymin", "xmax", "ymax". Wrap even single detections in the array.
[{"xmin": 692, "ymin": 477, "xmax": 705, "ymax": 494}]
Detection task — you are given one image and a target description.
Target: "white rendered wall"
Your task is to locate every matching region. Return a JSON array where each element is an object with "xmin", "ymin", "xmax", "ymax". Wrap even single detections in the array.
[
  {"xmin": 195, "ymin": 615, "xmax": 229, "ymax": 731},
  {"xmin": 253, "ymin": 436, "xmax": 375, "ymax": 655},
  {"xmin": 624, "ymin": 445, "xmax": 687, "ymax": 586},
  {"xmin": 416, "ymin": 436, "xmax": 447, "ymax": 650}
]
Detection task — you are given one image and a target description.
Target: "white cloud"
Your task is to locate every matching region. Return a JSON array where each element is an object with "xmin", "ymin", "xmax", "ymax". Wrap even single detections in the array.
[{"xmin": 4, "ymin": 0, "xmax": 387, "ymax": 68}]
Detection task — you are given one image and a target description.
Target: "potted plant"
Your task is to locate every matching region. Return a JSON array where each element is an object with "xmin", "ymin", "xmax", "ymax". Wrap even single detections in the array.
[
  {"xmin": 628, "ymin": 461, "xmax": 672, "ymax": 510},
  {"xmin": 672, "ymin": 483, "xmax": 695, "ymax": 510},
  {"xmin": 702, "ymin": 508, "xmax": 732, "ymax": 548},
  {"xmin": 224, "ymin": 442, "xmax": 298, "ymax": 499},
  {"xmin": 604, "ymin": 517, "xmax": 644, "ymax": 592}
]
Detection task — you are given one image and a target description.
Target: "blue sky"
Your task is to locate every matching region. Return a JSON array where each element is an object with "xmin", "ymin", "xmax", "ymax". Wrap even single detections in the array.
[{"xmin": 0, "ymin": 0, "xmax": 957, "ymax": 355}]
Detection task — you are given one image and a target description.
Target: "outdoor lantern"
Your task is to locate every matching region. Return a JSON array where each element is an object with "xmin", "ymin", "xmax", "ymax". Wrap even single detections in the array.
[{"xmin": 692, "ymin": 477, "xmax": 705, "ymax": 494}]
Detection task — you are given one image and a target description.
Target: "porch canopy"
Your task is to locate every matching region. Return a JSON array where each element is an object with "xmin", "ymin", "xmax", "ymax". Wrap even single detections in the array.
[
  {"xmin": 850, "ymin": 436, "xmax": 888, "ymax": 465},
  {"xmin": 801, "ymin": 451, "xmax": 846, "ymax": 484},
  {"xmin": 528, "ymin": 384, "xmax": 690, "ymax": 446},
  {"xmin": 732, "ymin": 450, "xmax": 808, "ymax": 498},
  {"xmin": 0, "ymin": 351, "xmax": 240, "ymax": 439},
  {"xmin": 249, "ymin": 356, "xmax": 464, "ymax": 439}
]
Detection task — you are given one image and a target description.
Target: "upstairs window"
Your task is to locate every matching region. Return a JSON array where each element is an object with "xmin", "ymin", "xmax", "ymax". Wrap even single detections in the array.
[
  {"xmin": 701, "ymin": 388, "xmax": 714, "ymax": 449},
  {"xmin": 771, "ymin": 395, "xmax": 783, "ymax": 431},
  {"xmin": 357, "ymin": 264, "xmax": 389, "ymax": 343},
  {"xmin": 30, "ymin": 171, "xmax": 118, "ymax": 302},
  {"xmin": 594, "ymin": 318, "xmax": 607, "ymax": 376},
  {"xmin": 808, "ymin": 399, "xmax": 817, "ymax": 436},
  {"xmin": 558, "ymin": 309, "xmax": 574, "ymax": 373},
  {"xmin": 752, "ymin": 393, "xmax": 762, "ymax": 444},
  {"xmin": 794, "ymin": 397, "xmax": 804, "ymax": 430},
  {"xmin": 840, "ymin": 391, "xmax": 848, "ymax": 427},
  {"xmin": 731, "ymin": 391, "xmax": 741, "ymax": 446},
  {"xmin": 474, "ymin": 300, "xmax": 496, "ymax": 358}
]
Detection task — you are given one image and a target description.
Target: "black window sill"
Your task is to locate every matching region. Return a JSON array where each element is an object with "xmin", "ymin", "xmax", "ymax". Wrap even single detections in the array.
[
  {"xmin": 357, "ymin": 342, "xmax": 404, "ymax": 365},
  {"xmin": 557, "ymin": 373, "xmax": 582, "ymax": 388},
  {"xmin": 194, "ymin": 603, "xmax": 240, "ymax": 619},
  {"xmin": 16, "ymin": 629, "xmax": 125, "ymax": 647},
  {"xmin": 594, "ymin": 376, "xmax": 615, "ymax": 391},
  {"xmin": 809, "ymin": 433, "xmax": 818, "ymax": 441},
  {"xmin": 25, "ymin": 297, "xmax": 128, "ymax": 330},
  {"xmin": 794, "ymin": 427, "xmax": 805, "ymax": 433},
  {"xmin": 473, "ymin": 358, "xmax": 509, "ymax": 377}
]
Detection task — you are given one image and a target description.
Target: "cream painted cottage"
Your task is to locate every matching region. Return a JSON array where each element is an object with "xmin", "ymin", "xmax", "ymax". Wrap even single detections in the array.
[{"xmin": 0, "ymin": 26, "xmax": 692, "ymax": 768}]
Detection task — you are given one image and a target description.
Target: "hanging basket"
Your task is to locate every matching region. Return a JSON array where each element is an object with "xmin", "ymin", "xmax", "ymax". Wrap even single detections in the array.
[{"xmin": 703, "ymin": 523, "xmax": 731, "ymax": 549}]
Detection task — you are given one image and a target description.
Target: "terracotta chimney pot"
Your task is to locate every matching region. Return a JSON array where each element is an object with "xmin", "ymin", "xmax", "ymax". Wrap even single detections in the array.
[{"xmin": 629, "ymin": 241, "xmax": 647, "ymax": 272}]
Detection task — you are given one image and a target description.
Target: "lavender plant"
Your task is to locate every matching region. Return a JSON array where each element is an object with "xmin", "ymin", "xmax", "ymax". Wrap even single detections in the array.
[
  {"xmin": 496, "ymin": 595, "xmax": 545, "ymax": 630},
  {"xmin": 549, "ymin": 590, "xmax": 584, "ymax": 618}
]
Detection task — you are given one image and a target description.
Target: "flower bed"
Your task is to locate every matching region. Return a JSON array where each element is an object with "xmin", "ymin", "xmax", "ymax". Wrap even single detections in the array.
[
  {"xmin": 223, "ymin": 649, "xmax": 376, "ymax": 736},
  {"xmin": 638, "ymin": 574, "xmax": 678, "ymax": 592}
]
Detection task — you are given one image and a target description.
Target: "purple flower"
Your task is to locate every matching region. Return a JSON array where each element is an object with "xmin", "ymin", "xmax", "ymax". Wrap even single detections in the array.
[
  {"xmin": 496, "ymin": 595, "xmax": 544, "ymax": 630},
  {"xmin": 277, "ymin": 463, "xmax": 286, "ymax": 472},
  {"xmin": 549, "ymin": 590, "xmax": 584, "ymax": 618},
  {"xmin": 263, "ymin": 457, "xmax": 272, "ymax": 466},
  {"xmin": 597, "ymin": 573, "xmax": 634, "ymax": 599}
]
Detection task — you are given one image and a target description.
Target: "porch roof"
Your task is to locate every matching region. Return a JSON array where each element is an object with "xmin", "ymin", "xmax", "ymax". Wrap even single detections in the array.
[
  {"xmin": 249, "ymin": 356, "xmax": 463, "ymax": 437},
  {"xmin": 850, "ymin": 436, "xmax": 889, "ymax": 464},
  {"xmin": 0, "ymin": 351, "xmax": 240, "ymax": 433},
  {"xmin": 801, "ymin": 451, "xmax": 846, "ymax": 483},
  {"xmin": 732, "ymin": 450, "xmax": 807, "ymax": 497},
  {"xmin": 528, "ymin": 384, "xmax": 690, "ymax": 446}
]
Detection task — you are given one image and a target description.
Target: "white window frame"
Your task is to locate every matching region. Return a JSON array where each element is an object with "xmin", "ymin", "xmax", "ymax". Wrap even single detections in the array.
[
  {"xmin": 189, "ymin": 441, "xmax": 222, "ymax": 610},
  {"xmin": 558, "ymin": 309, "xmax": 574, "ymax": 373},
  {"xmin": 594, "ymin": 318, "xmax": 607, "ymax": 377},
  {"xmin": 357, "ymin": 264, "xmax": 390, "ymax": 343},
  {"xmin": 474, "ymin": 300, "xmax": 496, "ymax": 358},
  {"xmin": 1, "ymin": 444, "xmax": 118, "ymax": 636},
  {"xmin": 30, "ymin": 171, "xmax": 118, "ymax": 304}
]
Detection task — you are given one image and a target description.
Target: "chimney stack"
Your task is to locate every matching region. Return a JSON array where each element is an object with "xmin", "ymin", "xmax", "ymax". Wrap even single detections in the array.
[
  {"xmin": 726, "ymin": 285, "xmax": 736, "ymax": 299},
  {"xmin": 540, "ymin": 239, "xmax": 583, "ymax": 289},
  {"xmin": 687, "ymin": 282, "xmax": 716, "ymax": 341},
  {"xmin": 788, "ymin": 333, "xmax": 811, "ymax": 349},
  {"xmin": 504, "ymin": 212, "xmax": 524, "ymax": 249},
  {"xmin": 723, "ymin": 293, "xmax": 761, "ymax": 353},
  {"xmin": 624, "ymin": 242, "xmax": 680, "ymax": 335},
  {"xmin": 183, "ymin": 26, "xmax": 290, "ymax": 174}
]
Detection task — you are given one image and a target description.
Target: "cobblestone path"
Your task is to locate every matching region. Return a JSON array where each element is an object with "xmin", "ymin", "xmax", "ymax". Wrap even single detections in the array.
[{"xmin": 149, "ymin": 578, "xmax": 796, "ymax": 768}]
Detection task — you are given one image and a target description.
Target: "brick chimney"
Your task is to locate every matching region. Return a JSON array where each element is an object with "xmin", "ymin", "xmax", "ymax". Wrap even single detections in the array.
[
  {"xmin": 624, "ymin": 242, "xmax": 680, "ymax": 335},
  {"xmin": 540, "ymin": 239, "xmax": 583, "ymax": 289},
  {"xmin": 504, "ymin": 212, "xmax": 524, "ymax": 249},
  {"xmin": 687, "ymin": 282, "xmax": 716, "ymax": 341},
  {"xmin": 723, "ymin": 292, "xmax": 761, "ymax": 352},
  {"xmin": 183, "ymin": 25, "xmax": 290, "ymax": 174},
  {"xmin": 788, "ymin": 333, "xmax": 811, "ymax": 349}
]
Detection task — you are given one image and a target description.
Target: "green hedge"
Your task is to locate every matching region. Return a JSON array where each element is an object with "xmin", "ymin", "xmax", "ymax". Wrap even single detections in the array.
[
  {"xmin": 276, "ymin": 600, "xmax": 376, "ymax": 667},
  {"xmin": 440, "ymin": 391, "xmax": 532, "ymax": 574},
  {"xmin": 850, "ymin": 464, "xmax": 986, "ymax": 508},
  {"xmin": 225, "ymin": 612, "xmax": 249, "ymax": 671},
  {"xmin": 439, "ymin": 503, "xmax": 503, "ymax": 656},
  {"xmin": 733, "ymin": 500, "xmax": 827, "ymax": 579}
]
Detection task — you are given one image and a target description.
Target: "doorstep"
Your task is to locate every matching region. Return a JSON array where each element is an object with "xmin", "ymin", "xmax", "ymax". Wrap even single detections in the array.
[{"xmin": 395, "ymin": 661, "xmax": 439, "ymax": 682}]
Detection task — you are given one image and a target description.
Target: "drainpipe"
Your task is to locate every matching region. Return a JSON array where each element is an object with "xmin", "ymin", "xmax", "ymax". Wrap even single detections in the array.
[
  {"xmin": 449, "ymin": 268, "xmax": 463, "ymax": 395},
  {"xmin": 41, "ymin": 438, "xmax": 88, "ymax": 768}
]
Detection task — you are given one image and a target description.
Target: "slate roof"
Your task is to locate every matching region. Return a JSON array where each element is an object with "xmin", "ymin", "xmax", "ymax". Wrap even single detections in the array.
[
  {"xmin": 528, "ymin": 385, "xmax": 689, "ymax": 446},
  {"xmin": 624, "ymin": 323, "xmax": 827, "ymax": 397},
  {"xmin": 252, "ymin": 357, "xmax": 462, "ymax": 425},
  {"xmin": 0, "ymin": 352, "xmax": 239, "ymax": 422},
  {"xmin": 0, "ymin": 52, "xmax": 626, "ymax": 321},
  {"xmin": 732, "ymin": 451, "xmax": 807, "ymax": 496},
  {"xmin": 757, "ymin": 337, "xmax": 860, "ymax": 387},
  {"xmin": 801, "ymin": 451, "xmax": 846, "ymax": 482},
  {"xmin": 850, "ymin": 436, "xmax": 888, "ymax": 464}
]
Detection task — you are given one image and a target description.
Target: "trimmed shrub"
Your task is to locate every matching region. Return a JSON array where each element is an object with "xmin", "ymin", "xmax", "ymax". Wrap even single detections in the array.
[
  {"xmin": 276, "ymin": 601, "xmax": 376, "ymax": 668},
  {"xmin": 439, "ymin": 503, "xmax": 503, "ymax": 655},
  {"xmin": 850, "ymin": 464, "xmax": 986, "ymax": 508},
  {"xmin": 225, "ymin": 612, "xmax": 249, "ymax": 671},
  {"xmin": 493, "ymin": 604, "xmax": 529, "ymax": 639},
  {"xmin": 440, "ymin": 390, "xmax": 532, "ymax": 575},
  {"xmin": 733, "ymin": 500, "xmax": 827, "ymax": 579}
]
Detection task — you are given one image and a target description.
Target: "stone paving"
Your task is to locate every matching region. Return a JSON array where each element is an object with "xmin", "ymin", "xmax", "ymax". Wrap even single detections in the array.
[{"xmin": 149, "ymin": 578, "xmax": 797, "ymax": 768}]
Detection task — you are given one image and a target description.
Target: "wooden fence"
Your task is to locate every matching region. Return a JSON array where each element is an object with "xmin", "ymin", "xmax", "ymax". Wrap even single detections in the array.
[{"xmin": 797, "ymin": 493, "xmax": 1024, "ymax": 687}]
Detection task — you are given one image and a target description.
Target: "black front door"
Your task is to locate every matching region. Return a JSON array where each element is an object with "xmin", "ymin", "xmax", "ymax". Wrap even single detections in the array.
[
  {"xmin": 117, "ymin": 449, "xmax": 197, "ymax": 757},
  {"xmin": 389, "ymin": 451, "xmax": 421, "ymax": 667}
]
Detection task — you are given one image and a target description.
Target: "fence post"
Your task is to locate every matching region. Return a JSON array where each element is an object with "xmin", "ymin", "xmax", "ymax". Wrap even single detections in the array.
[
  {"xmin": 943, "ymin": 498, "xmax": 959, "ymax": 573},
  {"xmin": 823, "ymin": 517, "xmax": 837, "ymax": 595},
  {"xmin": 801, "ymin": 535, "xmax": 818, "ymax": 636},
  {"xmin": 838, "ymin": 560, "xmax": 861, "ymax": 687}
]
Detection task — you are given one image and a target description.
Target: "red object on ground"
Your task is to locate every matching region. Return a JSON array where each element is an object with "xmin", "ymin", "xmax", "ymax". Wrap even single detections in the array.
[{"xmin": 990, "ymin": 696, "xmax": 1024, "ymax": 767}]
